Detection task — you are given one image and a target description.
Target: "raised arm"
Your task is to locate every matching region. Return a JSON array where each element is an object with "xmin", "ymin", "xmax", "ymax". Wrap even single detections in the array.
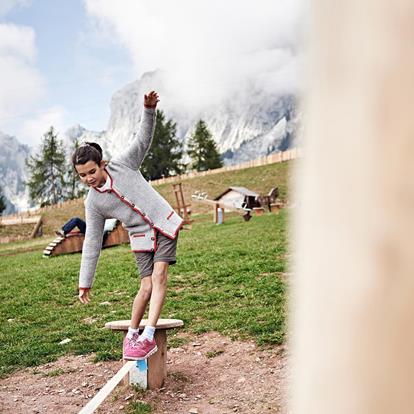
[
  {"xmin": 114, "ymin": 91, "xmax": 159, "ymax": 170},
  {"xmin": 78, "ymin": 205, "xmax": 105, "ymax": 292}
]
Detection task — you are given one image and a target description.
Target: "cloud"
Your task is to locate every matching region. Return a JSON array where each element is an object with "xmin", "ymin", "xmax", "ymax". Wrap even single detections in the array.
[
  {"xmin": 20, "ymin": 106, "xmax": 67, "ymax": 148},
  {"xmin": 0, "ymin": 23, "xmax": 46, "ymax": 136},
  {"xmin": 0, "ymin": 0, "xmax": 31, "ymax": 18},
  {"xmin": 84, "ymin": 0, "xmax": 303, "ymax": 113}
]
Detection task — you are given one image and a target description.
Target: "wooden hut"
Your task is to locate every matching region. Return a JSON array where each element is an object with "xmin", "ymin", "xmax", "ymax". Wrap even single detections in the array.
[{"xmin": 214, "ymin": 186, "xmax": 261, "ymax": 211}]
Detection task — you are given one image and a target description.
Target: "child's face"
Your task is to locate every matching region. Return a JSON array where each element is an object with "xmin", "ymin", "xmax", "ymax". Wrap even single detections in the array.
[{"xmin": 75, "ymin": 160, "xmax": 106, "ymax": 188}]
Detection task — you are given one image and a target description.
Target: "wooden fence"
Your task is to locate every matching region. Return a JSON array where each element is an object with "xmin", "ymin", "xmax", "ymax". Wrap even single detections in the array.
[
  {"xmin": 149, "ymin": 147, "xmax": 301, "ymax": 186},
  {"xmin": 0, "ymin": 198, "xmax": 82, "ymax": 223}
]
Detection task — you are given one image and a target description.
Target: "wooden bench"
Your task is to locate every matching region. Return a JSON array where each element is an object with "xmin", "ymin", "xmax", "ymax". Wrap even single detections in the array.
[
  {"xmin": 270, "ymin": 202, "xmax": 284, "ymax": 214},
  {"xmin": 253, "ymin": 207, "xmax": 265, "ymax": 216},
  {"xmin": 104, "ymin": 318, "xmax": 184, "ymax": 389}
]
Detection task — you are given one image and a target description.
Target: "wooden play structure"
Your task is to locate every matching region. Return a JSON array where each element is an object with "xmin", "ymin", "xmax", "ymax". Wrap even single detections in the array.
[
  {"xmin": 105, "ymin": 318, "xmax": 184, "ymax": 389},
  {"xmin": 78, "ymin": 319, "xmax": 183, "ymax": 413},
  {"xmin": 42, "ymin": 220, "xmax": 129, "ymax": 257},
  {"xmin": 192, "ymin": 190, "xmax": 253, "ymax": 222},
  {"xmin": 192, "ymin": 186, "xmax": 281, "ymax": 223},
  {"xmin": 172, "ymin": 182, "xmax": 193, "ymax": 228},
  {"xmin": 259, "ymin": 187, "xmax": 282, "ymax": 213}
]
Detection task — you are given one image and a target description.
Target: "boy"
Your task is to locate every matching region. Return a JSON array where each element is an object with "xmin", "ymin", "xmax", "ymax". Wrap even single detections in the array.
[{"xmin": 73, "ymin": 91, "xmax": 183, "ymax": 360}]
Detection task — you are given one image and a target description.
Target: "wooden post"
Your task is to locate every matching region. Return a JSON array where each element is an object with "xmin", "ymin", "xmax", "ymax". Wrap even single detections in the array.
[
  {"xmin": 147, "ymin": 330, "xmax": 167, "ymax": 389},
  {"xmin": 213, "ymin": 203, "xmax": 219, "ymax": 224},
  {"xmin": 30, "ymin": 216, "xmax": 42, "ymax": 238},
  {"xmin": 292, "ymin": 1, "xmax": 414, "ymax": 414},
  {"xmin": 172, "ymin": 183, "xmax": 192, "ymax": 227}
]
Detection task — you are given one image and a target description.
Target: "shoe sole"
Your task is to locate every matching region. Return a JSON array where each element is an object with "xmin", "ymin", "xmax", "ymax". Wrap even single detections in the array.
[{"xmin": 123, "ymin": 345, "xmax": 158, "ymax": 361}]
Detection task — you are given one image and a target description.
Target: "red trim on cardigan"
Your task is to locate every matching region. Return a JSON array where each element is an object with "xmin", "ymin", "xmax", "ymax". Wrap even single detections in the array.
[
  {"xmin": 94, "ymin": 170, "xmax": 181, "ymax": 240},
  {"xmin": 132, "ymin": 229, "xmax": 158, "ymax": 253},
  {"xmin": 153, "ymin": 229, "xmax": 158, "ymax": 252},
  {"xmin": 111, "ymin": 187, "xmax": 154, "ymax": 226},
  {"xmin": 153, "ymin": 222, "xmax": 182, "ymax": 239}
]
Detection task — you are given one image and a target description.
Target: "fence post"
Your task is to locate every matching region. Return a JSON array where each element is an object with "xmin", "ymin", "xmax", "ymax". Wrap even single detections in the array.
[{"xmin": 292, "ymin": 1, "xmax": 414, "ymax": 414}]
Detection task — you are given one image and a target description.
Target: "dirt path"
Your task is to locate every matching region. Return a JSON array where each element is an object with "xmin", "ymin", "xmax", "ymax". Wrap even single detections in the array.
[{"xmin": 0, "ymin": 332, "xmax": 288, "ymax": 413}]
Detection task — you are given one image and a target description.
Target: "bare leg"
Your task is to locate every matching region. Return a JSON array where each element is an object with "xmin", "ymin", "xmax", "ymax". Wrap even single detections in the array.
[
  {"xmin": 147, "ymin": 262, "xmax": 169, "ymax": 327},
  {"xmin": 130, "ymin": 276, "xmax": 152, "ymax": 329}
]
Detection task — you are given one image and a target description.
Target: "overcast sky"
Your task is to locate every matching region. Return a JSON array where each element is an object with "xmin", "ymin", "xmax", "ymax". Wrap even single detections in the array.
[{"xmin": 0, "ymin": 0, "xmax": 303, "ymax": 148}]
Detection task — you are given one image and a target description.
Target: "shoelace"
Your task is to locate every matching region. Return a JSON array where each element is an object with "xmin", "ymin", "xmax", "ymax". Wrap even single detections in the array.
[{"xmin": 128, "ymin": 334, "xmax": 141, "ymax": 348}]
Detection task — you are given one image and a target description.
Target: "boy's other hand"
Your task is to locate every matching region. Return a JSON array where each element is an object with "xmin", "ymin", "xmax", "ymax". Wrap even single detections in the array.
[
  {"xmin": 79, "ymin": 288, "xmax": 91, "ymax": 304},
  {"xmin": 144, "ymin": 91, "xmax": 159, "ymax": 109}
]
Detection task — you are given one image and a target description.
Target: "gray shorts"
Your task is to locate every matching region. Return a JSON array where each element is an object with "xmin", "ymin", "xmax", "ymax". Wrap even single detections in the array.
[{"xmin": 134, "ymin": 231, "xmax": 179, "ymax": 278}]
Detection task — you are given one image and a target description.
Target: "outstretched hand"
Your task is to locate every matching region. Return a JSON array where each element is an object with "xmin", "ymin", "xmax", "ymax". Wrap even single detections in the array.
[
  {"xmin": 144, "ymin": 91, "xmax": 159, "ymax": 109},
  {"xmin": 79, "ymin": 288, "xmax": 91, "ymax": 304}
]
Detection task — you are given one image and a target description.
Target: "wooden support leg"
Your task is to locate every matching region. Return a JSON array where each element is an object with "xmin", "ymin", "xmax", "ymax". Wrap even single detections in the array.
[
  {"xmin": 122, "ymin": 329, "xmax": 168, "ymax": 389},
  {"xmin": 121, "ymin": 332, "xmax": 130, "ymax": 386},
  {"xmin": 147, "ymin": 329, "xmax": 167, "ymax": 389},
  {"xmin": 213, "ymin": 203, "xmax": 219, "ymax": 223}
]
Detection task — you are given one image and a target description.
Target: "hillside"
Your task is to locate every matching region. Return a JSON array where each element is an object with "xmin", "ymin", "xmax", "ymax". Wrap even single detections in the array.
[{"xmin": 1, "ymin": 160, "xmax": 293, "ymax": 238}]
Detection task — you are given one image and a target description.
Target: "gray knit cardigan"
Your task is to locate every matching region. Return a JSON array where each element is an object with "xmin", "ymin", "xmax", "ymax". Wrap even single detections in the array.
[{"xmin": 79, "ymin": 107, "xmax": 183, "ymax": 288}]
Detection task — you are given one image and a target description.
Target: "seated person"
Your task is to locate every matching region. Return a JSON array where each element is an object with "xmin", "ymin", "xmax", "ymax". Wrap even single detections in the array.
[
  {"xmin": 56, "ymin": 217, "xmax": 86, "ymax": 236},
  {"xmin": 56, "ymin": 217, "xmax": 118, "ymax": 246}
]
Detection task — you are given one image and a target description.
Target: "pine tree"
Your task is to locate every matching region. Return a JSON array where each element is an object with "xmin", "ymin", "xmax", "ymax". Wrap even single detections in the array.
[
  {"xmin": 187, "ymin": 120, "xmax": 223, "ymax": 172},
  {"xmin": 0, "ymin": 186, "xmax": 6, "ymax": 216},
  {"xmin": 66, "ymin": 138, "xmax": 86, "ymax": 199},
  {"xmin": 26, "ymin": 126, "xmax": 67, "ymax": 206},
  {"xmin": 141, "ymin": 109, "xmax": 184, "ymax": 180}
]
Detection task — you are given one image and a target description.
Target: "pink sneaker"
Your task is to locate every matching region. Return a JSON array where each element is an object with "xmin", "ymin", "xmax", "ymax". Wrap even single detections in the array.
[
  {"xmin": 123, "ymin": 333, "xmax": 141, "ymax": 360},
  {"xmin": 123, "ymin": 337, "xmax": 158, "ymax": 360}
]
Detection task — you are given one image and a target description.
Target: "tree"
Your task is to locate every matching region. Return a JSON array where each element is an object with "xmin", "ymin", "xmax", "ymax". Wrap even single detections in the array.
[
  {"xmin": 0, "ymin": 186, "xmax": 6, "ymax": 216},
  {"xmin": 141, "ymin": 109, "xmax": 184, "ymax": 180},
  {"xmin": 66, "ymin": 138, "xmax": 86, "ymax": 200},
  {"xmin": 187, "ymin": 119, "xmax": 223, "ymax": 172},
  {"xmin": 26, "ymin": 126, "xmax": 67, "ymax": 206}
]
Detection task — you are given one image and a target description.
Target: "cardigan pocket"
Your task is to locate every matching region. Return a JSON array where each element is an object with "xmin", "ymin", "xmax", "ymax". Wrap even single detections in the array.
[{"xmin": 130, "ymin": 229, "xmax": 157, "ymax": 252}]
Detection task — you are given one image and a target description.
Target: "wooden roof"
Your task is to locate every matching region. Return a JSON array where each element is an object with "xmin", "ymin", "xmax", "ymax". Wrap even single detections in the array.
[{"xmin": 214, "ymin": 186, "xmax": 259, "ymax": 200}]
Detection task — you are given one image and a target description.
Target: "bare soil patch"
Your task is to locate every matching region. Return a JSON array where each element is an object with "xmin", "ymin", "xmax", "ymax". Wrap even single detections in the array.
[{"xmin": 0, "ymin": 332, "xmax": 288, "ymax": 413}]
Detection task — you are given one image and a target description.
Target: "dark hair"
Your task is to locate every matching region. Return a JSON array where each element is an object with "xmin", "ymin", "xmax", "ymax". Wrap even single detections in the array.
[{"xmin": 72, "ymin": 142, "xmax": 103, "ymax": 168}]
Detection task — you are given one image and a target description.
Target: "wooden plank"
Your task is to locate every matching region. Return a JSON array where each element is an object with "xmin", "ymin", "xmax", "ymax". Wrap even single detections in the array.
[
  {"xmin": 105, "ymin": 318, "xmax": 184, "ymax": 331},
  {"xmin": 0, "ymin": 216, "xmax": 41, "ymax": 226},
  {"xmin": 78, "ymin": 361, "xmax": 135, "ymax": 414}
]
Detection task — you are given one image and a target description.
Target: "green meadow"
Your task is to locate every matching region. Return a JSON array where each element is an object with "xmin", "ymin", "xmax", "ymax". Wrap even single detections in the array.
[{"xmin": 0, "ymin": 160, "xmax": 292, "ymax": 378}]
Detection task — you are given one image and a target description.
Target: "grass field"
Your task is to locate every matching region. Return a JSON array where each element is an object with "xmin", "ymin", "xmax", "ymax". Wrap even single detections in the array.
[{"xmin": 0, "ymin": 210, "xmax": 288, "ymax": 378}]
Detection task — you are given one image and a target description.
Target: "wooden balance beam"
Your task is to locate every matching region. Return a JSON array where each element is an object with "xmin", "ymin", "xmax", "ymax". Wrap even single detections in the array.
[{"xmin": 104, "ymin": 318, "xmax": 184, "ymax": 389}]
